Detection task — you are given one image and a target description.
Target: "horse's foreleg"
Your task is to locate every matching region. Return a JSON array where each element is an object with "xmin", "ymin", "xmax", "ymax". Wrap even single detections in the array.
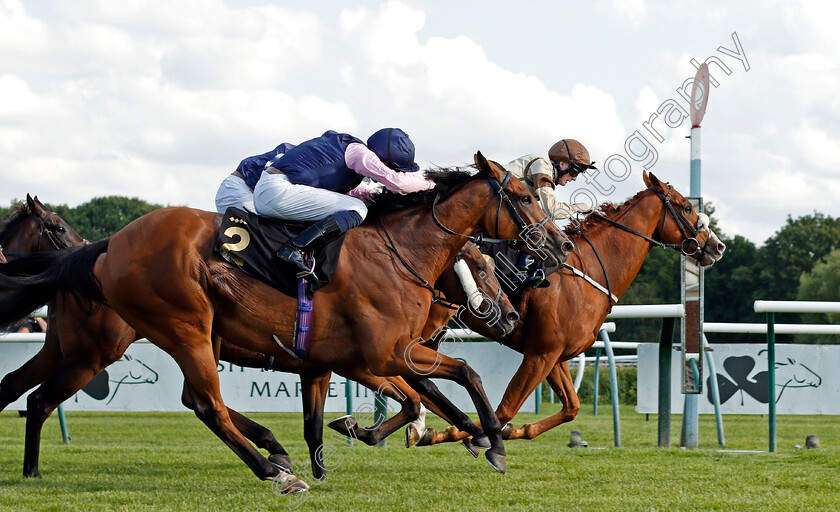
[
  {"xmin": 0, "ymin": 327, "xmax": 62, "ymax": 412},
  {"xmin": 328, "ymin": 371, "xmax": 422, "ymax": 447},
  {"xmin": 22, "ymin": 356, "xmax": 105, "ymax": 477},
  {"xmin": 300, "ymin": 371, "xmax": 331, "ymax": 482},
  {"xmin": 378, "ymin": 343, "xmax": 506, "ymax": 473},
  {"xmin": 421, "ymin": 351, "xmax": 558, "ymax": 446},
  {"xmin": 506, "ymin": 360, "xmax": 580, "ymax": 440}
]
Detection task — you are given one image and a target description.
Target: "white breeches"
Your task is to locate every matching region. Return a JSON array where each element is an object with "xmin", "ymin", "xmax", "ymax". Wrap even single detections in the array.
[
  {"xmin": 253, "ymin": 171, "xmax": 368, "ymax": 221},
  {"xmin": 215, "ymin": 174, "xmax": 255, "ymax": 213}
]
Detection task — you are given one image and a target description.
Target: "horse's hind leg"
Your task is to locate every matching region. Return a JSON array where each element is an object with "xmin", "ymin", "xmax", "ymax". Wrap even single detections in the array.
[
  {"xmin": 300, "ymin": 371, "xmax": 331, "ymax": 482},
  {"xmin": 180, "ymin": 382, "xmax": 293, "ymax": 474},
  {"xmin": 162, "ymin": 340, "xmax": 306, "ymax": 490},
  {"xmin": 0, "ymin": 327, "xmax": 62, "ymax": 412},
  {"xmin": 186, "ymin": 343, "xmax": 293, "ymax": 472},
  {"xmin": 505, "ymin": 360, "xmax": 580, "ymax": 440}
]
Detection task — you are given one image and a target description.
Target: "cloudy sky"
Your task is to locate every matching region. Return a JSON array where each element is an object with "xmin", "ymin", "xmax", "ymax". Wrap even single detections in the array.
[{"xmin": 1, "ymin": 0, "xmax": 838, "ymax": 244}]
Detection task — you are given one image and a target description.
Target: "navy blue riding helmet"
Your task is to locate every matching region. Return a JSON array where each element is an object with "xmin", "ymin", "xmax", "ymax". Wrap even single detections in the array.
[{"xmin": 366, "ymin": 128, "xmax": 420, "ymax": 173}]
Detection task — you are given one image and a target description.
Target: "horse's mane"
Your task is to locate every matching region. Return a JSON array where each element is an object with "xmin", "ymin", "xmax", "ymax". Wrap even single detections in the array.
[
  {"xmin": 564, "ymin": 188, "xmax": 650, "ymax": 236},
  {"xmin": 0, "ymin": 203, "xmax": 30, "ymax": 242},
  {"xmin": 365, "ymin": 166, "xmax": 478, "ymax": 218}
]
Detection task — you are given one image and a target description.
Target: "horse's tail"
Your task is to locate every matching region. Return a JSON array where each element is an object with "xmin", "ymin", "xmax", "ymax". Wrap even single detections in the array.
[{"xmin": 0, "ymin": 239, "xmax": 109, "ymax": 329}]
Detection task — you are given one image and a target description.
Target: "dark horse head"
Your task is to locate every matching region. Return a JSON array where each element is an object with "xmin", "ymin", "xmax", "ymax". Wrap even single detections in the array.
[{"xmin": 0, "ymin": 195, "xmax": 86, "ymax": 257}]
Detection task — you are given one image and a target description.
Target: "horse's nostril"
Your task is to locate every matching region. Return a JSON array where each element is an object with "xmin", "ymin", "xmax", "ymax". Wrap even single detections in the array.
[
  {"xmin": 561, "ymin": 241, "xmax": 575, "ymax": 254},
  {"xmin": 506, "ymin": 311, "xmax": 519, "ymax": 324},
  {"xmin": 718, "ymin": 242, "xmax": 727, "ymax": 254}
]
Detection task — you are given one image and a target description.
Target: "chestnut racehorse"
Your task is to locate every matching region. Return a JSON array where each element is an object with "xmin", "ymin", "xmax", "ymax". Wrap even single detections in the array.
[
  {"xmin": 408, "ymin": 171, "xmax": 727, "ymax": 446},
  {"xmin": 0, "ymin": 153, "xmax": 572, "ymax": 483},
  {"xmin": 0, "ymin": 201, "xmax": 518, "ymax": 484}
]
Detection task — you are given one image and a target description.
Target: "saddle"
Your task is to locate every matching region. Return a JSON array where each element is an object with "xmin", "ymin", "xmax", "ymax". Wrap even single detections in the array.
[{"xmin": 215, "ymin": 207, "xmax": 347, "ymax": 298}]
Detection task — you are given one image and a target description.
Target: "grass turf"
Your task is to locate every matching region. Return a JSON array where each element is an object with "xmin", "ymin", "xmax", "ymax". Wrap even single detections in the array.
[{"xmin": 1, "ymin": 404, "xmax": 839, "ymax": 511}]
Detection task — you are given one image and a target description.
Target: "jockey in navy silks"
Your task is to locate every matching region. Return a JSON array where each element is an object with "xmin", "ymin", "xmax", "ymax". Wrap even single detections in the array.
[
  {"xmin": 253, "ymin": 128, "xmax": 435, "ymax": 277},
  {"xmin": 215, "ymin": 142, "xmax": 297, "ymax": 213}
]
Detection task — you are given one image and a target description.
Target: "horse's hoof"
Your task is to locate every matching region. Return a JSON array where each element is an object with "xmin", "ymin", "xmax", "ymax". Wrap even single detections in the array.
[
  {"xmin": 500, "ymin": 423, "xmax": 514, "ymax": 440},
  {"xmin": 270, "ymin": 471, "xmax": 309, "ymax": 495},
  {"xmin": 485, "ymin": 451, "xmax": 507, "ymax": 474},
  {"xmin": 471, "ymin": 435, "xmax": 491, "ymax": 450},
  {"xmin": 415, "ymin": 428, "xmax": 436, "ymax": 447},
  {"xmin": 328, "ymin": 414, "xmax": 357, "ymax": 436},
  {"xmin": 268, "ymin": 454, "xmax": 293, "ymax": 474},
  {"xmin": 405, "ymin": 425, "xmax": 421, "ymax": 448},
  {"xmin": 462, "ymin": 438, "xmax": 480, "ymax": 458},
  {"xmin": 23, "ymin": 469, "xmax": 42, "ymax": 479}
]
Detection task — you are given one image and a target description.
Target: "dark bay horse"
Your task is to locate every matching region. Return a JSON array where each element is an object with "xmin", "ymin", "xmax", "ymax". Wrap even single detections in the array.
[
  {"xmin": 0, "ymin": 195, "xmax": 86, "ymax": 255},
  {"xmin": 409, "ymin": 171, "xmax": 727, "ymax": 446},
  {"xmin": 0, "ymin": 201, "xmax": 518, "ymax": 485},
  {"xmin": 0, "ymin": 153, "xmax": 572, "ymax": 483}
]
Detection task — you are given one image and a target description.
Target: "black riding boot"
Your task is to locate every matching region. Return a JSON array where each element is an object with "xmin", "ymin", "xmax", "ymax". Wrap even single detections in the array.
[{"xmin": 276, "ymin": 216, "xmax": 342, "ymax": 276}]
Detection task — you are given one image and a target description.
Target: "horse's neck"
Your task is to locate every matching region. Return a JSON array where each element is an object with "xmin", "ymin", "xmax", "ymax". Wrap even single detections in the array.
[
  {"xmin": 573, "ymin": 195, "xmax": 663, "ymax": 300},
  {"xmin": 357, "ymin": 186, "xmax": 488, "ymax": 284},
  {"xmin": 0, "ymin": 216, "xmax": 36, "ymax": 253}
]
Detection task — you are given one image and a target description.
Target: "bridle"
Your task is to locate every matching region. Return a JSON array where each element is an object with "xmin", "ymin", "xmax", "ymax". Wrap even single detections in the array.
[
  {"xmin": 379, "ymin": 169, "xmax": 540, "ymax": 308},
  {"xmin": 454, "ymin": 241, "xmax": 507, "ymax": 319},
  {"xmin": 587, "ymin": 185, "xmax": 712, "ymax": 257},
  {"xmin": 431, "ymin": 169, "xmax": 550, "ymax": 250},
  {"xmin": 0, "ymin": 209, "xmax": 75, "ymax": 254},
  {"xmin": 566, "ymin": 184, "xmax": 714, "ymax": 307},
  {"xmin": 34, "ymin": 213, "xmax": 75, "ymax": 251}
]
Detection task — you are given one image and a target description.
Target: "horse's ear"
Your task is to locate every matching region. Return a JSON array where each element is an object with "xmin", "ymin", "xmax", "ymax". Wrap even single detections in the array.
[
  {"xmin": 474, "ymin": 151, "xmax": 504, "ymax": 181},
  {"xmin": 642, "ymin": 170, "xmax": 651, "ymax": 187},
  {"xmin": 646, "ymin": 171, "xmax": 665, "ymax": 192},
  {"xmin": 26, "ymin": 194, "xmax": 48, "ymax": 218},
  {"xmin": 474, "ymin": 151, "xmax": 491, "ymax": 176}
]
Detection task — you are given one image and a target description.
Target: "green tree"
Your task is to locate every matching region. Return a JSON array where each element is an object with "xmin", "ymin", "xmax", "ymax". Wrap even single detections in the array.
[
  {"xmin": 704, "ymin": 234, "xmax": 763, "ymax": 342},
  {"xmin": 56, "ymin": 196, "xmax": 165, "ymax": 241},
  {"xmin": 795, "ymin": 248, "xmax": 840, "ymax": 344},
  {"xmin": 755, "ymin": 213, "xmax": 840, "ymax": 301}
]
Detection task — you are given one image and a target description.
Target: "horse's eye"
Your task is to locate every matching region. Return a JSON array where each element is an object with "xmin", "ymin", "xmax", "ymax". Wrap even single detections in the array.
[
  {"xmin": 683, "ymin": 204, "xmax": 691, "ymax": 213},
  {"xmin": 520, "ymin": 195, "xmax": 532, "ymax": 205},
  {"xmin": 53, "ymin": 225, "xmax": 66, "ymax": 233}
]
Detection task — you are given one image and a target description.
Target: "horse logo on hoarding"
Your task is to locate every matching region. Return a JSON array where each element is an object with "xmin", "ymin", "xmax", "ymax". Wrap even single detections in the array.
[
  {"xmin": 79, "ymin": 354, "xmax": 159, "ymax": 405},
  {"xmin": 706, "ymin": 351, "xmax": 822, "ymax": 405}
]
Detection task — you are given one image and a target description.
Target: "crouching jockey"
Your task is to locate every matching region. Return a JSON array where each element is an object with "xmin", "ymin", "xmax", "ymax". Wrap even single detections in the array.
[
  {"xmin": 253, "ymin": 128, "xmax": 435, "ymax": 277},
  {"xmin": 215, "ymin": 142, "xmax": 297, "ymax": 213}
]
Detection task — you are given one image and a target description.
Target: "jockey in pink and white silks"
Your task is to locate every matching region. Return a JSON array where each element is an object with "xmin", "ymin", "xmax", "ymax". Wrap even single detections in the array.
[{"xmin": 253, "ymin": 128, "xmax": 435, "ymax": 276}]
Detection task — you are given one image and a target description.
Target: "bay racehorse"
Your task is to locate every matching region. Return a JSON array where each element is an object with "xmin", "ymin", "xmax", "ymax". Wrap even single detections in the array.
[
  {"xmin": 406, "ymin": 171, "xmax": 726, "ymax": 447},
  {"xmin": 0, "ymin": 200, "xmax": 518, "ymax": 486},
  {"xmin": 0, "ymin": 153, "xmax": 572, "ymax": 483},
  {"xmin": 0, "ymin": 195, "xmax": 86, "ymax": 256}
]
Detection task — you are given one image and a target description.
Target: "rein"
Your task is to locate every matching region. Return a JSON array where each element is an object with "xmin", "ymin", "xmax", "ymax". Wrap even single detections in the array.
[
  {"xmin": 377, "ymin": 217, "xmax": 457, "ymax": 309},
  {"xmin": 378, "ymin": 170, "xmax": 531, "ymax": 311},
  {"xmin": 565, "ymin": 184, "xmax": 712, "ymax": 306}
]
